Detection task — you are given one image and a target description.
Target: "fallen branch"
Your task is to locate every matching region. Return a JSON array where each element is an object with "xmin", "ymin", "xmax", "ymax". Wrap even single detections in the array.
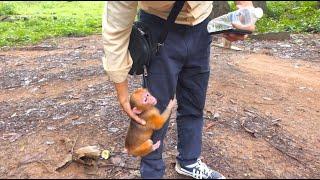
[
  {"xmin": 71, "ymin": 134, "xmax": 79, "ymax": 155},
  {"xmin": 240, "ymin": 119, "xmax": 256, "ymax": 136},
  {"xmin": 264, "ymin": 139, "xmax": 307, "ymax": 167}
]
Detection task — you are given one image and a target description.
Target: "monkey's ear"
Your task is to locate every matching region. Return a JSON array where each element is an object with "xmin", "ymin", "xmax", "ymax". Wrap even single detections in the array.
[{"xmin": 132, "ymin": 107, "xmax": 142, "ymax": 114}]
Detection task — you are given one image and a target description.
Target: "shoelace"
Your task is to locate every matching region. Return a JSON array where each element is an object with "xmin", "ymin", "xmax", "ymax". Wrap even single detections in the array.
[{"xmin": 192, "ymin": 159, "xmax": 213, "ymax": 179}]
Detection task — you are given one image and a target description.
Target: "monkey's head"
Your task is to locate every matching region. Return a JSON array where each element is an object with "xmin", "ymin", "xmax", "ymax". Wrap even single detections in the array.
[{"xmin": 130, "ymin": 88, "xmax": 157, "ymax": 114}]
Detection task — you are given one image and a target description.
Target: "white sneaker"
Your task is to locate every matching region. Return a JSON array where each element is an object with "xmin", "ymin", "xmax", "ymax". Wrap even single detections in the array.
[{"xmin": 175, "ymin": 159, "xmax": 226, "ymax": 179}]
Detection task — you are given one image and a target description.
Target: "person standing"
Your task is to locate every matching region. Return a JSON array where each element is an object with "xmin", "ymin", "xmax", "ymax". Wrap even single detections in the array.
[{"xmin": 102, "ymin": 1, "xmax": 255, "ymax": 179}]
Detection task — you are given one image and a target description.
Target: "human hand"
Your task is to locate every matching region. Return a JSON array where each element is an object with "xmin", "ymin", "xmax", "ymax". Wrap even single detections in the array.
[
  {"xmin": 114, "ymin": 80, "xmax": 146, "ymax": 125},
  {"xmin": 223, "ymin": 3, "xmax": 256, "ymax": 42}
]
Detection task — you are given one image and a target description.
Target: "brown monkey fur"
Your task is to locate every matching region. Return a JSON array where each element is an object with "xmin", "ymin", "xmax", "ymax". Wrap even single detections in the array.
[{"xmin": 125, "ymin": 88, "xmax": 175, "ymax": 157}]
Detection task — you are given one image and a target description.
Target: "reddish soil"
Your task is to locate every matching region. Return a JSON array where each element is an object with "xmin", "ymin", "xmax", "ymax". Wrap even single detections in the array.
[{"xmin": 0, "ymin": 34, "xmax": 319, "ymax": 178}]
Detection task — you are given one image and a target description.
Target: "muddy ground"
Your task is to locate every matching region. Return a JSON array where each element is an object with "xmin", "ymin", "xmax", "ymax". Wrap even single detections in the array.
[{"xmin": 0, "ymin": 34, "xmax": 319, "ymax": 179}]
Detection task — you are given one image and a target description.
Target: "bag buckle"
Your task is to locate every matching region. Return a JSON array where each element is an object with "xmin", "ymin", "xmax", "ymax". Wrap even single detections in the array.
[
  {"xmin": 137, "ymin": 27, "xmax": 145, "ymax": 36},
  {"xmin": 156, "ymin": 43, "xmax": 164, "ymax": 54},
  {"xmin": 143, "ymin": 65, "xmax": 148, "ymax": 77}
]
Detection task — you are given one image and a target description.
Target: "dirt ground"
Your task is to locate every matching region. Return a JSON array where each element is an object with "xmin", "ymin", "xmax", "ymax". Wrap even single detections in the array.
[{"xmin": 0, "ymin": 34, "xmax": 319, "ymax": 179}]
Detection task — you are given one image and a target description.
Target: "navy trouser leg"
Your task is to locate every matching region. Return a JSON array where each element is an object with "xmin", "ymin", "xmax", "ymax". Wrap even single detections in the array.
[
  {"xmin": 138, "ymin": 10, "xmax": 211, "ymax": 178},
  {"xmin": 139, "ymin": 11, "xmax": 184, "ymax": 179},
  {"xmin": 175, "ymin": 18, "xmax": 212, "ymax": 167}
]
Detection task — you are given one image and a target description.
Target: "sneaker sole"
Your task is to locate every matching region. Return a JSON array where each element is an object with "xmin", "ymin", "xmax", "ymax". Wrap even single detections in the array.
[
  {"xmin": 175, "ymin": 163, "xmax": 227, "ymax": 179},
  {"xmin": 175, "ymin": 163, "xmax": 194, "ymax": 177}
]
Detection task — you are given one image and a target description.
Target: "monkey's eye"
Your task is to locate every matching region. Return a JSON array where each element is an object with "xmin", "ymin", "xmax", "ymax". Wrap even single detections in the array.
[{"xmin": 143, "ymin": 97, "xmax": 147, "ymax": 102}]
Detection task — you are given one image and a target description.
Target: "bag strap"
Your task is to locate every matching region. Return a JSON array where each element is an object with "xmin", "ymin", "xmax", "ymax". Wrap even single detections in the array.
[
  {"xmin": 155, "ymin": 1, "xmax": 185, "ymax": 54},
  {"xmin": 143, "ymin": 1, "xmax": 185, "ymax": 99}
]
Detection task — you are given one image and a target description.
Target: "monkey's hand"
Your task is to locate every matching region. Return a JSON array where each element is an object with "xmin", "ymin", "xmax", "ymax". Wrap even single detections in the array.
[
  {"xmin": 167, "ymin": 99, "xmax": 177, "ymax": 110},
  {"xmin": 152, "ymin": 140, "xmax": 161, "ymax": 151}
]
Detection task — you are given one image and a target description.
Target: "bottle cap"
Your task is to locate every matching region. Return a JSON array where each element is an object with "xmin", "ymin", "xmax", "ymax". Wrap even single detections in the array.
[{"xmin": 254, "ymin": 7, "xmax": 263, "ymax": 19}]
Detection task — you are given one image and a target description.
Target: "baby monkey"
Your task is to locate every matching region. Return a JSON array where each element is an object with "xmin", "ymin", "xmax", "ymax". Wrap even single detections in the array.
[{"xmin": 125, "ymin": 88, "xmax": 176, "ymax": 157}]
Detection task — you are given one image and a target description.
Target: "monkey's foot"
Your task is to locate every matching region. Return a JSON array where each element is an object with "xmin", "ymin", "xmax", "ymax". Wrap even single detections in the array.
[{"xmin": 152, "ymin": 140, "xmax": 161, "ymax": 151}]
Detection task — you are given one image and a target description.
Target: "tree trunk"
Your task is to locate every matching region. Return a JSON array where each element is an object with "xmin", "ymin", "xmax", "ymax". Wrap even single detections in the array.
[
  {"xmin": 253, "ymin": 1, "xmax": 268, "ymax": 13},
  {"xmin": 209, "ymin": 1, "xmax": 230, "ymax": 19}
]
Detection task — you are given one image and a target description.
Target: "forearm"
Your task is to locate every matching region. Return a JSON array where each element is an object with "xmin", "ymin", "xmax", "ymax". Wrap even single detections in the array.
[
  {"xmin": 114, "ymin": 79, "xmax": 129, "ymax": 105},
  {"xmin": 161, "ymin": 109, "xmax": 171, "ymax": 122},
  {"xmin": 160, "ymin": 104, "xmax": 174, "ymax": 121}
]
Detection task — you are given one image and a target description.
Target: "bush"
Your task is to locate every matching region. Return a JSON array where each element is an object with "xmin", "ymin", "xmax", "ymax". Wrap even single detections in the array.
[
  {"xmin": 0, "ymin": 2, "xmax": 17, "ymax": 16},
  {"xmin": 256, "ymin": 1, "xmax": 320, "ymax": 33},
  {"xmin": 0, "ymin": 1, "xmax": 103, "ymax": 47}
]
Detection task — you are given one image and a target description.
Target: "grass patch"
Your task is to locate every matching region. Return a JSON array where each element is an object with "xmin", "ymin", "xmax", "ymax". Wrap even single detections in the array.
[
  {"xmin": 228, "ymin": 1, "xmax": 320, "ymax": 33},
  {"xmin": 0, "ymin": 1, "xmax": 104, "ymax": 47},
  {"xmin": 0, "ymin": 1, "xmax": 319, "ymax": 47}
]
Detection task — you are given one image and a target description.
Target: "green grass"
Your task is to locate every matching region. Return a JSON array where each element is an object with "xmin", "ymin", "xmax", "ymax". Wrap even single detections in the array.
[
  {"xmin": 228, "ymin": 1, "xmax": 320, "ymax": 33},
  {"xmin": 256, "ymin": 1, "xmax": 320, "ymax": 33},
  {"xmin": 0, "ymin": 1, "xmax": 104, "ymax": 47},
  {"xmin": 0, "ymin": 1, "xmax": 319, "ymax": 47}
]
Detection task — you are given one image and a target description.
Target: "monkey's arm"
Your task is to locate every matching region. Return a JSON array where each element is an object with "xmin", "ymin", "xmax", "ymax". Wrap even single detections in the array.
[{"xmin": 148, "ymin": 105, "xmax": 173, "ymax": 130}]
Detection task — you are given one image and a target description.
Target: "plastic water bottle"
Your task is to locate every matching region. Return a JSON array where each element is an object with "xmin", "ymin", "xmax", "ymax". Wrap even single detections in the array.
[{"xmin": 207, "ymin": 7, "xmax": 263, "ymax": 34}]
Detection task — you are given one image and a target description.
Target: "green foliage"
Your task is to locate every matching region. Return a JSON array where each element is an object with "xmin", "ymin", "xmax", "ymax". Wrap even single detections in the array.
[
  {"xmin": 256, "ymin": 1, "xmax": 320, "ymax": 33},
  {"xmin": 0, "ymin": 1, "xmax": 319, "ymax": 47},
  {"xmin": 228, "ymin": 1, "xmax": 319, "ymax": 33},
  {"xmin": 0, "ymin": 1, "xmax": 104, "ymax": 47},
  {"xmin": 0, "ymin": 2, "xmax": 17, "ymax": 15}
]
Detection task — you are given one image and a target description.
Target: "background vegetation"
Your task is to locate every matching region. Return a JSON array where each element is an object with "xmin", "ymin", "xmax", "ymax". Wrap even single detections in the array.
[{"xmin": 0, "ymin": 1, "xmax": 319, "ymax": 47}]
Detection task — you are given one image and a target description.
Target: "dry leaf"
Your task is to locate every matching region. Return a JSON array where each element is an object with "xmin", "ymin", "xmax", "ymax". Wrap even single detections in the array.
[{"xmin": 74, "ymin": 146, "xmax": 101, "ymax": 160}]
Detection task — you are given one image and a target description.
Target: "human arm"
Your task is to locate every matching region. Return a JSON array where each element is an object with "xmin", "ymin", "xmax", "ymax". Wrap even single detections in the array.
[{"xmin": 102, "ymin": 1, "xmax": 145, "ymax": 125}]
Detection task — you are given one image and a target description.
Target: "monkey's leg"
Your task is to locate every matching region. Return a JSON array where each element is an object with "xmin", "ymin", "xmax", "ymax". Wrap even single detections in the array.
[{"xmin": 131, "ymin": 140, "xmax": 160, "ymax": 157}]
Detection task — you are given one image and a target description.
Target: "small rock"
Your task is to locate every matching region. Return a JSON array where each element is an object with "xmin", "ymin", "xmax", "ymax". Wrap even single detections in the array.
[
  {"xmin": 38, "ymin": 78, "xmax": 47, "ymax": 83},
  {"xmin": 0, "ymin": 166, "xmax": 6, "ymax": 174},
  {"xmin": 111, "ymin": 156, "xmax": 122, "ymax": 165},
  {"xmin": 262, "ymin": 97, "xmax": 272, "ymax": 101},
  {"xmin": 229, "ymin": 106, "xmax": 238, "ymax": 113},
  {"xmin": 26, "ymin": 108, "xmax": 37, "ymax": 115},
  {"xmin": 23, "ymin": 79, "xmax": 32, "ymax": 86},
  {"xmin": 14, "ymin": 62, "xmax": 23, "ymax": 66},
  {"xmin": 11, "ymin": 113, "xmax": 17, "ymax": 118},
  {"xmin": 52, "ymin": 114, "xmax": 66, "ymax": 120},
  {"xmin": 213, "ymin": 112, "xmax": 220, "ymax": 120},
  {"xmin": 230, "ymin": 99, "xmax": 237, "ymax": 104},
  {"xmin": 9, "ymin": 133, "xmax": 21, "ymax": 142},
  {"xmin": 84, "ymin": 104, "xmax": 93, "ymax": 110},
  {"xmin": 46, "ymin": 141, "xmax": 55, "ymax": 145},
  {"xmin": 72, "ymin": 121, "xmax": 85, "ymax": 126},
  {"xmin": 279, "ymin": 44, "xmax": 291, "ymax": 48},
  {"xmin": 30, "ymin": 87, "xmax": 39, "ymax": 93},
  {"xmin": 206, "ymin": 132, "xmax": 214, "ymax": 135},
  {"xmin": 47, "ymin": 126, "xmax": 56, "ymax": 130},
  {"xmin": 108, "ymin": 127, "xmax": 119, "ymax": 133},
  {"xmin": 294, "ymin": 64, "xmax": 300, "ymax": 68}
]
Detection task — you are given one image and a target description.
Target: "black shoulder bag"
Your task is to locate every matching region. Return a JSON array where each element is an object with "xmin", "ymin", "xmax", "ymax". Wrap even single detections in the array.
[{"xmin": 128, "ymin": 1, "xmax": 185, "ymax": 89}]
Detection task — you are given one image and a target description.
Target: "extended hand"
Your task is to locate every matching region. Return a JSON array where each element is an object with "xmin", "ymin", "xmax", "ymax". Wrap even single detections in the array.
[
  {"xmin": 223, "ymin": 3, "xmax": 256, "ymax": 42},
  {"xmin": 114, "ymin": 80, "xmax": 146, "ymax": 125}
]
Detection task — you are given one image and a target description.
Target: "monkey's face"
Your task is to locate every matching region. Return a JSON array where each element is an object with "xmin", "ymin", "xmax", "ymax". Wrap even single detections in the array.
[{"xmin": 141, "ymin": 91, "xmax": 157, "ymax": 106}]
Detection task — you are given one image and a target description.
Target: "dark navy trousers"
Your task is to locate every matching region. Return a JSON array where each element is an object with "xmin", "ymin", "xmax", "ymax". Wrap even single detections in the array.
[{"xmin": 139, "ymin": 11, "xmax": 212, "ymax": 179}]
